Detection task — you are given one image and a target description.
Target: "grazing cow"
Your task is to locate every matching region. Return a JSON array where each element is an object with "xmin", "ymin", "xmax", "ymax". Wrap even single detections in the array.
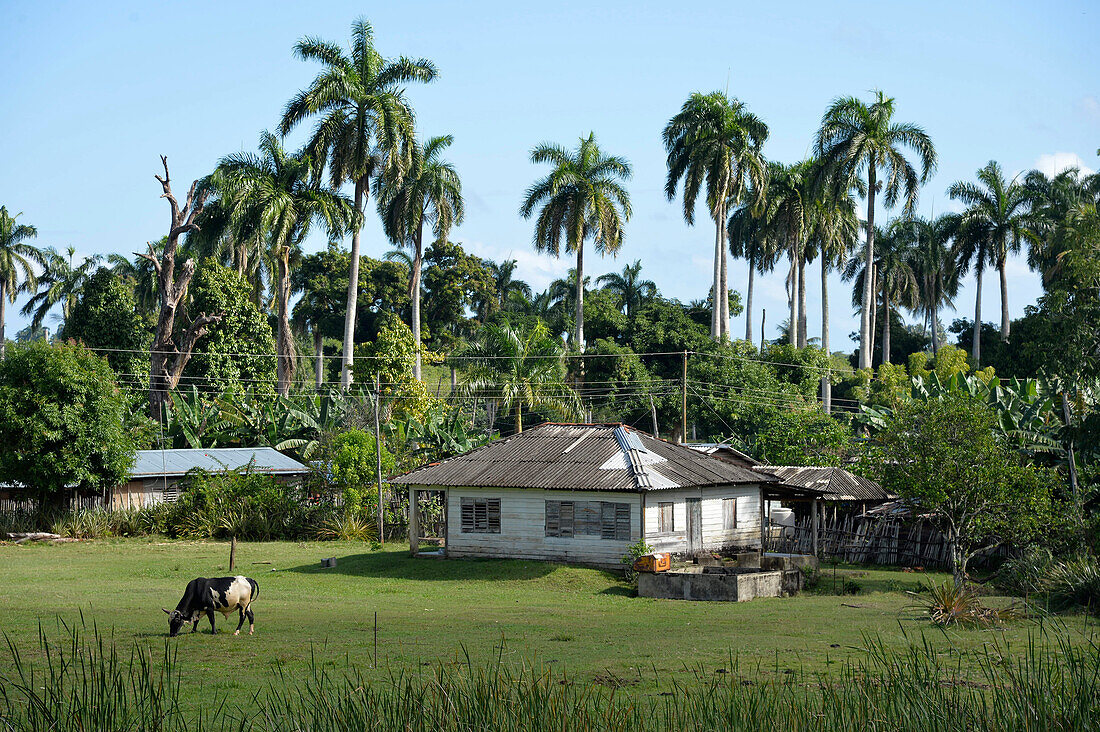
[{"xmin": 163, "ymin": 576, "xmax": 259, "ymax": 637}]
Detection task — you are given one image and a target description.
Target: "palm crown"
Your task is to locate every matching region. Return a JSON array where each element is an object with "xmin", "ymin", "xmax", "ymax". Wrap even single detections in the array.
[{"xmin": 0, "ymin": 207, "xmax": 45, "ymax": 359}]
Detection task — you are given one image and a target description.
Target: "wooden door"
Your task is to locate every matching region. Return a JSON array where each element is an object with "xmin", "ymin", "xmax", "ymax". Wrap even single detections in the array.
[{"xmin": 686, "ymin": 497, "xmax": 702, "ymax": 555}]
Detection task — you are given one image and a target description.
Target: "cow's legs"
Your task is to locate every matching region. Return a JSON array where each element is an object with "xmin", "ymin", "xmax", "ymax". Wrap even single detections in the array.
[
  {"xmin": 191, "ymin": 618, "xmax": 199, "ymax": 633},
  {"xmin": 235, "ymin": 607, "xmax": 246, "ymax": 636},
  {"xmin": 245, "ymin": 606, "xmax": 255, "ymax": 635},
  {"xmin": 208, "ymin": 610, "xmax": 217, "ymax": 634}
]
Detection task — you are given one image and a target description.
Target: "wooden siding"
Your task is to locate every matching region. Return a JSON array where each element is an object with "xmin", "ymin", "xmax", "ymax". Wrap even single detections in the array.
[
  {"xmin": 642, "ymin": 485, "xmax": 762, "ymax": 554},
  {"xmin": 443, "ymin": 487, "xmax": 642, "ymax": 567}
]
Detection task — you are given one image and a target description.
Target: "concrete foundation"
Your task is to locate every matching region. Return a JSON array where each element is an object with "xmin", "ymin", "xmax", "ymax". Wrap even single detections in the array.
[
  {"xmin": 638, "ymin": 566, "xmax": 802, "ymax": 602},
  {"xmin": 761, "ymin": 553, "xmax": 819, "ymax": 572}
]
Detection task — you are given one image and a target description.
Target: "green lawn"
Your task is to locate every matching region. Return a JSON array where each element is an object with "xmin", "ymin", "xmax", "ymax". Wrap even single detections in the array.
[{"xmin": 0, "ymin": 539, "xmax": 1089, "ymax": 711}]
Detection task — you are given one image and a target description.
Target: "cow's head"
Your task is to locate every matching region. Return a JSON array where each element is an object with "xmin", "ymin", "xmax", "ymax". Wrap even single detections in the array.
[{"xmin": 162, "ymin": 608, "xmax": 186, "ymax": 637}]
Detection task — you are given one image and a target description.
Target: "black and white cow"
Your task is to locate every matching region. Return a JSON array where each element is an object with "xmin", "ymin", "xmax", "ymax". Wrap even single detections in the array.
[{"xmin": 163, "ymin": 576, "xmax": 259, "ymax": 637}]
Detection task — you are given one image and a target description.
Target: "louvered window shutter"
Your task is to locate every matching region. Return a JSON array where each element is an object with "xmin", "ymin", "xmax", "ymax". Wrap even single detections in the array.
[
  {"xmin": 486, "ymin": 499, "xmax": 501, "ymax": 533},
  {"xmin": 615, "ymin": 503, "xmax": 631, "ymax": 540},
  {"xmin": 461, "ymin": 498, "xmax": 474, "ymax": 532},
  {"xmin": 545, "ymin": 500, "xmax": 560, "ymax": 536}
]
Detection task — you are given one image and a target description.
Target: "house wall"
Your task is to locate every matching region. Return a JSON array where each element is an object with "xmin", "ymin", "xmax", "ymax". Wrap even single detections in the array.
[
  {"xmin": 441, "ymin": 486, "xmax": 643, "ymax": 568},
  {"xmin": 641, "ymin": 485, "xmax": 763, "ymax": 554}
]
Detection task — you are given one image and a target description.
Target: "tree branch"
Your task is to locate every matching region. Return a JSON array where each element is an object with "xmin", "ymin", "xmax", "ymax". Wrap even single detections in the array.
[{"xmin": 167, "ymin": 313, "xmax": 222, "ymax": 388}]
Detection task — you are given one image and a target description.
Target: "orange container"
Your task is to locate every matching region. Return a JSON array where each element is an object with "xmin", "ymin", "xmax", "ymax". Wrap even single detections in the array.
[{"xmin": 632, "ymin": 553, "xmax": 671, "ymax": 573}]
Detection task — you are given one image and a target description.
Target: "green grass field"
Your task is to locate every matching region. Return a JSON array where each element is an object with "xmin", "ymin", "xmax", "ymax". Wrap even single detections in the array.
[{"xmin": 0, "ymin": 539, "xmax": 1091, "ymax": 713}]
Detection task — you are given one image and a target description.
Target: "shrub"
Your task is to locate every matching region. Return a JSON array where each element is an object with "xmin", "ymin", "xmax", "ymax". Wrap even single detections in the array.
[
  {"xmin": 911, "ymin": 581, "xmax": 1022, "ymax": 627},
  {"xmin": 1044, "ymin": 556, "xmax": 1100, "ymax": 613},
  {"xmin": 994, "ymin": 546, "xmax": 1055, "ymax": 597},
  {"xmin": 620, "ymin": 539, "xmax": 653, "ymax": 584}
]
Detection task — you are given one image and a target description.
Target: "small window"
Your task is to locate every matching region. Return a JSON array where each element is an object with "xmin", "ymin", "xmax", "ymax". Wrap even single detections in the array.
[
  {"xmin": 461, "ymin": 497, "xmax": 501, "ymax": 533},
  {"xmin": 545, "ymin": 500, "xmax": 575, "ymax": 537},
  {"xmin": 723, "ymin": 498, "xmax": 737, "ymax": 530},
  {"xmin": 657, "ymin": 502, "xmax": 674, "ymax": 534}
]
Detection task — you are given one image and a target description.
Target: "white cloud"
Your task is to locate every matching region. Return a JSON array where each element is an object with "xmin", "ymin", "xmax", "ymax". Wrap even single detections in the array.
[
  {"xmin": 1034, "ymin": 152, "xmax": 1095, "ymax": 178},
  {"xmin": 1079, "ymin": 95, "xmax": 1100, "ymax": 123}
]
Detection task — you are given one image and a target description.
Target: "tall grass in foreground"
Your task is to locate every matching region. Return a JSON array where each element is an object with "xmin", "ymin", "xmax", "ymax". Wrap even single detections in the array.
[{"xmin": 2, "ymin": 623, "xmax": 1098, "ymax": 731}]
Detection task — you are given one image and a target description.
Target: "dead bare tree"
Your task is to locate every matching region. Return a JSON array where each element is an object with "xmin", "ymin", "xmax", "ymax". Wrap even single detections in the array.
[{"xmin": 141, "ymin": 156, "xmax": 221, "ymax": 421}]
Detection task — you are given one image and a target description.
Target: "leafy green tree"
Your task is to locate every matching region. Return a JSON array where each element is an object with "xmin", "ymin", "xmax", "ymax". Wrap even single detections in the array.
[
  {"xmin": 210, "ymin": 131, "xmax": 358, "ymax": 395},
  {"xmin": 183, "ymin": 260, "xmax": 276, "ymax": 393},
  {"xmin": 520, "ymin": 133, "xmax": 632, "ymax": 351},
  {"xmin": 0, "ymin": 206, "xmax": 45, "ymax": 359},
  {"xmin": 327, "ymin": 428, "xmax": 395, "ymax": 513},
  {"xmin": 379, "ymin": 135, "xmax": 464, "ymax": 380},
  {"xmin": 60, "ymin": 268, "xmax": 149, "ymax": 378},
  {"xmin": 293, "ymin": 243, "xmax": 351, "ymax": 389},
  {"xmin": 748, "ymin": 409, "xmax": 851, "ymax": 466},
  {"xmin": 279, "ymin": 17, "xmax": 437, "ymax": 388},
  {"xmin": 875, "ymin": 393, "xmax": 1051, "ymax": 582},
  {"xmin": 483, "ymin": 259, "xmax": 532, "ymax": 316},
  {"xmin": 663, "ymin": 92, "xmax": 768, "ymax": 341},
  {"xmin": 949, "ymin": 161, "xmax": 1029, "ymax": 343},
  {"xmin": 596, "ymin": 260, "xmax": 657, "ymax": 318},
  {"xmin": 0, "ymin": 341, "xmax": 137, "ymax": 504},
  {"xmin": 1023, "ymin": 166, "xmax": 1098, "ymax": 289},
  {"xmin": 814, "ymin": 90, "xmax": 936, "ymax": 369},
  {"xmin": 458, "ymin": 322, "xmax": 582, "ymax": 433},
  {"xmin": 420, "ymin": 240, "xmax": 495, "ymax": 351},
  {"xmin": 21, "ymin": 245, "xmax": 102, "ymax": 331}
]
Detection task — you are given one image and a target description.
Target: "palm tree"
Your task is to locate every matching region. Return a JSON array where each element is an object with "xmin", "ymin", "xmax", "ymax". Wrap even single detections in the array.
[
  {"xmin": 898, "ymin": 214, "xmax": 960, "ymax": 355},
  {"xmin": 279, "ymin": 17, "xmax": 437, "ymax": 388},
  {"xmin": 108, "ymin": 249, "xmax": 160, "ymax": 318},
  {"xmin": 948, "ymin": 161, "xmax": 1029, "ymax": 343},
  {"xmin": 487, "ymin": 259, "xmax": 532, "ymax": 314},
  {"xmin": 21, "ymin": 245, "xmax": 102, "ymax": 331},
  {"xmin": 596, "ymin": 260, "xmax": 657, "ymax": 318},
  {"xmin": 814, "ymin": 90, "xmax": 936, "ymax": 369},
  {"xmin": 1023, "ymin": 167, "xmax": 1096, "ymax": 288},
  {"xmin": 519, "ymin": 133, "xmax": 632, "ymax": 352},
  {"xmin": 728, "ymin": 199, "xmax": 781, "ymax": 344},
  {"xmin": 663, "ymin": 92, "xmax": 768, "ymax": 340},
  {"xmin": 951, "ymin": 214, "xmax": 996, "ymax": 366},
  {"xmin": 843, "ymin": 224, "xmax": 918, "ymax": 365},
  {"xmin": 458, "ymin": 321, "xmax": 582, "ymax": 433},
  {"xmin": 0, "ymin": 207, "xmax": 45, "ymax": 360},
  {"xmin": 756, "ymin": 161, "xmax": 812, "ymax": 347},
  {"xmin": 212, "ymin": 131, "xmax": 358, "ymax": 395},
  {"xmin": 378, "ymin": 134, "xmax": 464, "ymax": 380}
]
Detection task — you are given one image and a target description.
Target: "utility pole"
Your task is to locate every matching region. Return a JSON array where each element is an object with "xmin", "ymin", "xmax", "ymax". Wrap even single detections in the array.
[
  {"xmin": 759, "ymin": 309, "xmax": 766, "ymax": 352},
  {"xmin": 373, "ymin": 374, "xmax": 385, "ymax": 542},
  {"xmin": 649, "ymin": 394, "xmax": 659, "ymax": 438},
  {"xmin": 680, "ymin": 350, "xmax": 688, "ymax": 443}
]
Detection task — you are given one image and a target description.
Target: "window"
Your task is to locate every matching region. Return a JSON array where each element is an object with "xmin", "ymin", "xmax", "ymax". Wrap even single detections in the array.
[
  {"xmin": 461, "ymin": 497, "xmax": 501, "ymax": 533},
  {"xmin": 657, "ymin": 502, "xmax": 674, "ymax": 534},
  {"xmin": 546, "ymin": 500, "xmax": 630, "ymax": 540},
  {"xmin": 723, "ymin": 498, "xmax": 737, "ymax": 530}
]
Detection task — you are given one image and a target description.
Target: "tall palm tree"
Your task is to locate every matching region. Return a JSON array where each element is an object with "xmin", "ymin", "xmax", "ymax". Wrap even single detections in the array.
[
  {"xmin": 898, "ymin": 214, "xmax": 960, "ymax": 355},
  {"xmin": 212, "ymin": 131, "xmax": 358, "ymax": 395},
  {"xmin": 951, "ymin": 214, "xmax": 996, "ymax": 366},
  {"xmin": 756, "ymin": 161, "xmax": 812, "ymax": 347},
  {"xmin": 814, "ymin": 90, "xmax": 936, "ymax": 369},
  {"xmin": 279, "ymin": 17, "xmax": 437, "ymax": 388},
  {"xmin": 519, "ymin": 133, "xmax": 632, "ymax": 352},
  {"xmin": 458, "ymin": 321, "xmax": 582, "ymax": 433},
  {"xmin": 378, "ymin": 134, "xmax": 464, "ymax": 380},
  {"xmin": 663, "ymin": 92, "xmax": 768, "ymax": 340},
  {"xmin": 21, "ymin": 246, "xmax": 102, "ymax": 331},
  {"xmin": 948, "ymin": 161, "xmax": 1029, "ymax": 343},
  {"xmin": 487, "ymin": 259, "xmax": 532, "ymax": 314},
  {"xmin": 0, "ymin": 207, "xmax": 45, "ymax": 360},
  {"xmin": 1023, "ymin": 167, "xmax": 1096, "ymax": 288},
  {"xmin": 728, "ymin": 199, "xmax": 781, "ymax": 344},
  {"xmin": 843, "ymin": 224, "xmax": 918, "ymax": 365},
  {"xmin": 596, "ymin": 260, "xmax": 657, "ymax": 318}
]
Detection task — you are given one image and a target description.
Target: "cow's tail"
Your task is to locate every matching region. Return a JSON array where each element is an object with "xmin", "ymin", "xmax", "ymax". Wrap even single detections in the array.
[{"xmin": 248, "ymin": 577, "xmax": 259, "ymax": 604}]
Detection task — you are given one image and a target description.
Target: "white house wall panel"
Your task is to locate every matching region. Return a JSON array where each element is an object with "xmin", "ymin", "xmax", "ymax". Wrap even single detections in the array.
[{"xmin": 642, "ymin": 485, "xmax": 761, "ymax": 554}]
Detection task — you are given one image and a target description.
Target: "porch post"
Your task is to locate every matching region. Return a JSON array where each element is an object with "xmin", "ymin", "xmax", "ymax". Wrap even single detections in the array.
[
  {"xmin": 812, "ymin": 498, "xmax": 820, "ymax": 557},
  {"xmin": 759, "ymin": 488, "xmax": 767, "ymax": 552},
  {"xmin": 409, "ymin": 488, "xmax": 419, "ymax": 556}
]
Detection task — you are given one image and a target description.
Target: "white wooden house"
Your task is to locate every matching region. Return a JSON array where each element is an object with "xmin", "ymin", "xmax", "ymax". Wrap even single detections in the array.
[{"xmin": 391, "ymin": 424, "xmax": 804, "ymax": 568}]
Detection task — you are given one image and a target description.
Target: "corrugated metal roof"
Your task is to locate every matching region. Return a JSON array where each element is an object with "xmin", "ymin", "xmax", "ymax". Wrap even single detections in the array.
[
  {"xmin": 686, "ymin": 444, "xmax": 761, "ymax": 469},
  {"xmin": 131, "ymin": 448, "xmax": 309, "ymax": 478},
  {"xmin": 752, "ymin": 466, "xmax": 894, "ymax": 502},
  {"xmin": 390, "ymin": 423, "xmax": 773, "ymax": 492}
]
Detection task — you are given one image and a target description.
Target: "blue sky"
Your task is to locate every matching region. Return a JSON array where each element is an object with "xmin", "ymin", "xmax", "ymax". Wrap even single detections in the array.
[{"xmin": 3, "ymin": 1, "xmax": 1098, "ymax": 346}]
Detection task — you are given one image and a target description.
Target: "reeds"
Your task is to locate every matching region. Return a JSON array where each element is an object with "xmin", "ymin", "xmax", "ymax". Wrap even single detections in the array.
[{"xmin": 2, "ymin": 622, "xmax": 1098, "ymax": 731}]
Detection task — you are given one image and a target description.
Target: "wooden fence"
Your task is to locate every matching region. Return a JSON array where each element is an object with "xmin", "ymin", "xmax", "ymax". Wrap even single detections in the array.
[{"xmin": 765, "ymin": 515, "xmax": 953, "ymax": 568}]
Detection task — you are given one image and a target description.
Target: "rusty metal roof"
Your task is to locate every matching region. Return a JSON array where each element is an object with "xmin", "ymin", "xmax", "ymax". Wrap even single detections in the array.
[
  {"xmin": 752, "ymin": 466, "xmax": 894, "ymax": 502},
  {"xmin": 390, "ymin": 423, "xmax": 773, "ymax": 492}
]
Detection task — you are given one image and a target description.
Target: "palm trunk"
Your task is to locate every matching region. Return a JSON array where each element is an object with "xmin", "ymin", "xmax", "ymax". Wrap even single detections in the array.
[
  {"xmin": 314, "ymin": 327, "xmax": 324, "ymax": 391},
  {"xmin": 0, "ymin": 283, "xmax": 6, "ymax": 361},
  {"xmin": 711, "ymin": 218, "xmax": 721, "ymax": 339},
  {"xmin": 973, "ymin": 266, "xmax": 983, "ymax": 366},
  {"xmin": 821, "ymin": 257, "xmax": 830, "ymax": 414},
  {"xmin": 869, "ymin": 265, "xmax": 878, "ymax": 364},
  {"xmin": 999, "ymin": 257, "xmax": 1010, "ymax": 341},
  {"xmin": 719, "ymin": 201, "xmax": 730, "ymax": 340},
  {"xmin": 859, "ymin": 165, "xmax": 877, "ymax": 369},
  {"xmin": 411, "ymin": 223, "xmax": 424, "ymax": 381},
  {"xmin": 881, "ymin": 292, "xmax": 891, "ymax": 365},
  {"xmin": 341, "ymin": 178, "xmax": 367, "ymax": 389},
  {"xmin": 797, "ymin": 251, "xmax": 808, "ymax": 348},
  {"xmin": 574, "ymin": 244, "xmax": 585, "ymax": 351},
  {"xmin": 276, "ymin": 249, "xmax": 295, "ymax": 396},
  {"xmin": 745, "ymin": 262, "xmax": 755, "ymax": 344},
  {"xmin": 788, "ymin": 256, "xmax": 798, "ymax": 346},
  {"xmin": 515, "ymin": 401, "xmax": 523, "ymax": 433},
  {"xmin": 931, "ymin": 306, "xmax": 940, "ymax": 355}
]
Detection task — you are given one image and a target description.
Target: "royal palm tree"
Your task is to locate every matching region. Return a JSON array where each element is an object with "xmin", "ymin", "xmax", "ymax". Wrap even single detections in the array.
[
  {"xmin": 212, "ymin": 131, "xmax": 358, "ymax": 395},
  {"xmin": 21, "ymin": 245, "xmax": 102, "ymax": 331},
  {"xmin": 951, "ymin": 214, "xmax": 996, "ymax": 366},
  {"xmin": 843, "ymin": 224, "xmax": 918, "ymax": 365},
  {"xmin": 378, "ymin": 134, "xmax": 464, "ymax": 380},
  {"xmin": 728, "ymin": 199, "xmax": 781, "ymax": 344},
  {"xmin": 663, "ymin": 92, "xmax": 767, "ymax": 340},
  {"xmin": 596, "ymin": 260, "xmax": 657, "ymax": 318},
  {"xmin": 279, "ymin": 17, "xmax": 437, "ymax": 388},
  {"xmin": 756, "ymin": 161, "xmax": 812, "ymax": 347},
  {"xmin": 948, "ymin": 161, "xmax": 1029, "ymax": 342},
  {"xmin": 0, "ymin": 207, "xmax": 45, "ymax": 359},
  {"xmin": 899, "ymin": 214, "xmax": 960, "ymax": 355},
  {"xmin": 519, "ymin": 133, "xmax": 632, "ymax": 352},
  {"xmin": 487, "ymin": 259, "xmax": 532, "ymax": 314},
  {"xmin": 814, "ymin": 90, "xmax": 936, "ymax": 369},
  {"xmin": 1023, "ymin": 167, "xmax": 1097, "ymax": 288},
  {"xmin": 458, "ymin": 321, "xmax": 582, "ymax": 433}
]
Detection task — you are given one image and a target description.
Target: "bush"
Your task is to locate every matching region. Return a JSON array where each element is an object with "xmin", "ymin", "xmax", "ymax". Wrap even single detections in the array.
[
  {"xmin": 994, "ymin": 546, "xmax": 1055, "ymax": 597},
  {"xmin": 620, "ymin": 539, "xmax": 653, "ymax": 584},
  {"xmin": 1044, "ymin": 556, "xmax": 1100, "ymax": 613},
  {"xmin": 910, "ymin": 581, "xmax": 1022, "ymax": 627}
]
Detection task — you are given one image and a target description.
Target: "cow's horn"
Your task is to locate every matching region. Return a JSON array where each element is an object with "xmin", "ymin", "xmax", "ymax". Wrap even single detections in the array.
[{"xmin": 162, "ymin": 608, "xmax": 171, "ymax": 614}]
